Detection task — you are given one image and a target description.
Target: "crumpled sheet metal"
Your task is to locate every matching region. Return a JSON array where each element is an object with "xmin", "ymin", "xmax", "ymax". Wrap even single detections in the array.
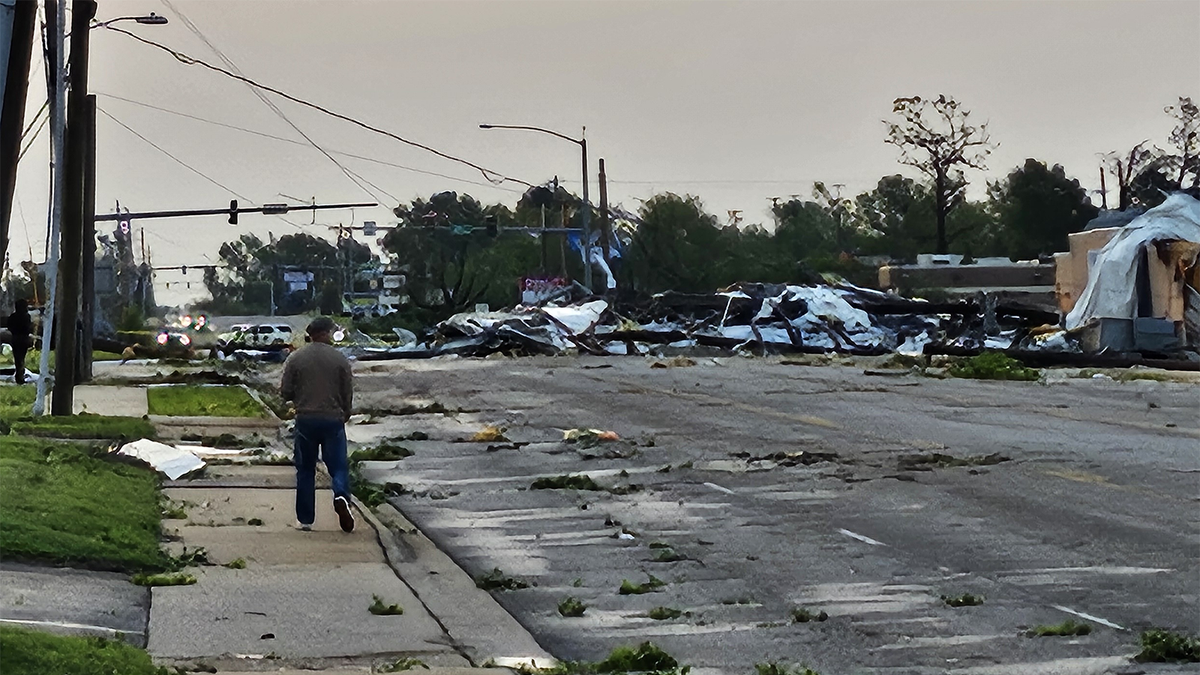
[{"xmin": 117, "ymin": 439, "xmax": 206, "ymax": 480}]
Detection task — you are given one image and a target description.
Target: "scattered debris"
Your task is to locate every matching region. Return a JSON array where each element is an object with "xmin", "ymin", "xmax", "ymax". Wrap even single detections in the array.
[
  {"xmin": 247, "ymin": 518, "xmax": 264, "ymax": 526},
  {"xmin": 352, "ymin": 443, "xmax": 414, "ymax": 461},
  {"xmin": 117, "ymin": 439, "xmax": 206, "ymax": 480},
  {"xmin": 744, "ymin": 450, "xmax": 840, "ymax": 467},
  {"xmin": 651, "ymin": 357, "xmax": 697, "ymax": 369},
  {"xmin": 1135, "ymin": 629, "xmax": 1200, "ymax": 663},
  {"xmin": 647, "ymin": 606, "xmax": 685, "ymax": 620},
  {"xmin": 755, "ymin": 662, "xmax": 820, "ymax": 675},
  {"xmin": 532, "ymin": 474, "xmax": 604, "ymax": 491},
  {"xmin": 368, "ymin": 594, "xmax": 405, "ymax": 615},
  {"xmin": 941, "ymin": 593, "xmax": 984, "ymax": 607},
  {"xmin": 790, "ymin": 607, "xmax": 829, "ymax": 623},
  {"xmin": 650, "ymin": 548, "xmax": 687, "ymax": 563},
  {"xmin": 224, "ymin": 558, "xmax": 247, "ymax": 569},
  {"xmin": 619, "ymin": 575, "xmax": 666, "ymax": 595},
  {"xmin": 897, "ymin": 453, "xmax": 1009, "ymax": 471},
  {"xmin": 563, "ymin": 428, "xmax": 622, "ymax": 447},
  {"xmin": 476, "ymin": 568, "xmax": 529, "ymax": 591},
  {"xmin": 131, "ymin": 572, "xmax": 196, "ymax": 587},
  {"xmin": 378, "ymin": 657, "xmax": 431, "ymax": 672},
  {"xmin": 1027, "ymin": 620, "xmax": 1092, "ymax": 637},
  {"xmin": 471, "ymin": 426, "xmax": 510, "ymax": 443},
  {"xmin": 558, "ymin": 596, "xmax": 588, "ymax": 617}
]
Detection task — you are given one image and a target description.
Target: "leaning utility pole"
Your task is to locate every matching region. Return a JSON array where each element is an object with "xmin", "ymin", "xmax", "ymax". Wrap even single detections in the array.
[
  {"xmin": 52, "ymin": 0, "xmax": 96, "ymax": 415},
  {"xmin": 33, "ymin": 0, "xmax": 66, "ymax": 416}
]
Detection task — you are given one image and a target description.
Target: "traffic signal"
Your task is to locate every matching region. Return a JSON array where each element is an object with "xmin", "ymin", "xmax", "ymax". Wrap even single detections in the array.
[
  {"xmin": 485, "ymin": 214, "xmax": 498, "ymax": 237},
  {"xmin": 228, "ymin": 199, "xmax": 238, "ymax": 225}
]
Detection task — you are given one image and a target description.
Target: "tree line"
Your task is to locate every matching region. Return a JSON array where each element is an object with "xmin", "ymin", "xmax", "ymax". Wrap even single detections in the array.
[{"xmin": 195, "ymin": 95, "xmax": 1197, "ymax": 323}]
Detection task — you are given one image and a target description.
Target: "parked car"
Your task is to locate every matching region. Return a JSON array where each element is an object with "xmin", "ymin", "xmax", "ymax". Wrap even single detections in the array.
[{"xmin": 217, "ymin": 323, "xmax": 295, "ymax": 348}]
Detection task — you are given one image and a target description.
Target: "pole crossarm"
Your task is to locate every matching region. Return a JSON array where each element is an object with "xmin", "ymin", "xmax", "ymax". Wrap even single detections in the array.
[{"xmin": 94, "ymin": 201, "xmax": 377, "ymax": 222}]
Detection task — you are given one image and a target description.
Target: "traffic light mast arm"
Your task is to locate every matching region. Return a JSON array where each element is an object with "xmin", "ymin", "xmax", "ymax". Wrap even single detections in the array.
[{"xmin": 94, "ymin": 201, "xmax": 377, "ymax": 222}]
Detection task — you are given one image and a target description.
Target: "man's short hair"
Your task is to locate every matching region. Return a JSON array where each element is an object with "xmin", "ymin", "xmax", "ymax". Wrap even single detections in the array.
[{"xmin": 306, "ymin": 316, "xmax": 336, "ymax": 337}]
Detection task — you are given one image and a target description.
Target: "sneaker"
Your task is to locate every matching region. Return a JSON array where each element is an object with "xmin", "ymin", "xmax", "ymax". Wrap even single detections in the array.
[
  {"xmin": 298, "ymin": 522, "xmax": 312, "ymax": 532},
  {"xmin": 334, "ymin": 496, "xmax": 355, "ymax": 533}
]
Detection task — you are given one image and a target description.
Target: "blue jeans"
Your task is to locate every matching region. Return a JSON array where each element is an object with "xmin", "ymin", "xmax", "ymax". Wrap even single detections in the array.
[{"xmin": 293, "ymin": 416, "xmax": 352, "ymax": 525}]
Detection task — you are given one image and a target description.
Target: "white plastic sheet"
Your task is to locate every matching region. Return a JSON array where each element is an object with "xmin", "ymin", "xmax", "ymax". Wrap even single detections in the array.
[
  {"xmin": 117, "ymin": 439, "xmax": 205, "ymax": 480},
  {"xmin": 1066, "ymin": 195, "xmax": 1200, "ymax": 330}
]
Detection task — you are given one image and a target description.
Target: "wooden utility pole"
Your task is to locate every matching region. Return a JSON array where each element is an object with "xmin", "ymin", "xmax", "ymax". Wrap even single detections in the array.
[
  {"xmin": 79, "ymin": 95, "xmax": 97, "ymax": 381},
  {"xmin": 1099, "ymin": 165, "xmax": 1108, "ymax": 210},
  {"xmin": 0, "ymin": 0, "xmax": 38, "ymax": 266},
  {"xmin": 51, "ymin": 0, "xmax": 95, "ymax": 415},
  {"xmin": 598, "ymin": 158, "xmax": 611, "ymax": 271}
]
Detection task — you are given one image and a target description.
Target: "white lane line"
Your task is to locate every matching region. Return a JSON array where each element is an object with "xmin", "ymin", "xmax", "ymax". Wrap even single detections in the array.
[
  {"xmin": 838, "ymin": 528, "xmax": 887, "ymax": 546},
  {"xmin": 0, "ymin": 617, "xmax": 132, "ymax": 636},
  {"xmin": 1051, "ymin": 605, "xmax": 1126, "ymax": 630},
  {"xmin": 703, "ymin": 482, "xmax": 735, "ymax": 495}
]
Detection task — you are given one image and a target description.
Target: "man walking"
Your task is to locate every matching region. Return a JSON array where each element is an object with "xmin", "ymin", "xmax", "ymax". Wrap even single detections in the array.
[{"xmin": 281, "ymin": 317, "xmax": 355, "ymax": 533}]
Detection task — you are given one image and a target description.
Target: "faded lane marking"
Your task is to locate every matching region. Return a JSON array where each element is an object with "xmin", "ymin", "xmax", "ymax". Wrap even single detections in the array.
[
  {"xmin": 1051, "ymin": 605, "xmax": 1126, "ymax": 630},
  {"xmin": 618, "ymin": 381, "xmax": 842, "ymax": 430},
  {"xmin": 704, "ymin": 482, "xmax": 735, "ymax": 495},
  {"xmin": 839, "ymin": 528, "xmax": 887, "ymax": 546}
]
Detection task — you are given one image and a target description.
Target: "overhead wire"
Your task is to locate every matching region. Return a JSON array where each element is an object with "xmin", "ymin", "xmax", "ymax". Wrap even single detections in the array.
[
  {"xmin": 93, "ymin": 92, "xmax": 523, "ymax": 194},
  {"xmin": 103, "ymin": 24, "xmax": 534, "ymax": 189},
  {"xmin": 158, "ymin": 0, "xmax": 386, "ymax": 204}
]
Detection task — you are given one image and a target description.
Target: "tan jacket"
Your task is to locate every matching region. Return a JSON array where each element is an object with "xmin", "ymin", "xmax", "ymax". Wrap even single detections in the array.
[{"xmin": 281, "ymin": 342, "xmax": 353, "ymax": 420}]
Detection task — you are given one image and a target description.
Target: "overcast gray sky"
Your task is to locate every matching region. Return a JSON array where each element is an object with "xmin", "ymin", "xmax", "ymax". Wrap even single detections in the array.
[{"xmin": 9, "ymin": 0, "xmax": 1199, "ymax": 307}]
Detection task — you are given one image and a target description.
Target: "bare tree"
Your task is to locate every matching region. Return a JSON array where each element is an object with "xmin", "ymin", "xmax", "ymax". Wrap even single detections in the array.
[
  {"xmin": 1165, "ymin": 96, "xmax": 1199, "ymax": 189},
  {"xmin": 1105, "ymin": 142, "xmax": 1158, "ymax": 211},
  {"xmin": 885, "ymin": 95, "xmax": 995, "ymax": 254}
]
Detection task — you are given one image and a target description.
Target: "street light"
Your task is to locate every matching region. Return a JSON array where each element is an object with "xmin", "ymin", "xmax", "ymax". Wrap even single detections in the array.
[
  {"xmin": 479, "ymin": 123, "xmax": 592, "ymax": 291},
  {"xmin": 92, "ymin": 12, "xmax": 169, "ymax": 29}
]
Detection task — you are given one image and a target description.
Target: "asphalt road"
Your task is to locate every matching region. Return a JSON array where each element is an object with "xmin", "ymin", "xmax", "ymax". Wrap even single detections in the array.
[{"xmin": 352, "ymin": 355, "xmax": 1199, "ymax": 675}]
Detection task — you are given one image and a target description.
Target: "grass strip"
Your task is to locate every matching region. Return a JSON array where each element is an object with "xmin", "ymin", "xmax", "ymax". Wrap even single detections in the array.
[
  {"xmin": 0, "ymin": 437, "xmax": 170, "ymax": 572},
  {"xmin": 0, "ymin": 626, "xmax": 173, "ymax": 675},
  {"xmin": 146, "ymin": 385, "xmax": 265, "ymax": 418}
]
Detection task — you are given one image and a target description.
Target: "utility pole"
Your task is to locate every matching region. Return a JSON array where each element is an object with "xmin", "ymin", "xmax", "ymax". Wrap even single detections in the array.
[
  {"xmin": 598, "ymin": 158, "xmax": 611, "ymax": 271},
  {"xmin": 52, "ymin": 0, "xmax": 96, "ymax": 415},
  {"xmin": 79, "ymin": 95, "xmax": 96, "ymax": 381},
  {"xmin": 1, "ymin": 0, "xmax": 38, "ymax": 267},
  {"xmin": 33, "ymin": 0, "xmax": 66, "ymax": 417},
  {"xmin": 1099, "ymin": 165, "xmax": 1108, "ymax": 211},
  {"xmin": 579, "ymin": 129, "xmax": 592, "ymax": 292}
]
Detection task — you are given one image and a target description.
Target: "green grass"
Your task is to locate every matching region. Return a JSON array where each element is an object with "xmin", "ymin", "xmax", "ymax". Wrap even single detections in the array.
[
  {"xmin": 0, "ymin": 626, "xmax": 174, "ymax": 675},
  {"xmin": 8, "ymin": 415, "xmax": 155, "ymax": 439},
  {"xmin": 949, "ymin": 352, "xmax": 1040, "ymax": 381},
  {"xmin": 368, "ymin": 594, "xmax": 405, "ymax": 615},
  {"xmin": 754, "ymin": 663, "xmax": 819, "ymax": 675},
  {"xmin": 0, "ymin": 385, "xmax": 35, "ymax": 421},
  {"xmin": 518, "ymin": 642, "xmax": 686, "ymax": 675},
  {"xmin": 0, "ymin": 437, "xmax": 170, "ymax": 572},
  {"xmin": 1027, "ymin": 620, "xmax": 1092, "ymax": 637},
  {"xmin": 131, "ymin": 572, "xmax": 196, "ymax": 587},
  {"xmin": 1135, "ymin": 629, "xmax": 1200, "ymax": 662},
  {"xmin": 146, "ymin": 385, "xmax": 265, "ymax": 417},
  {"xmin": 558, "ymin": 596, "xmax": 587, "ymax": 617},
  {"xmin": 0, "ymin": 349, "xmax": 124, "ymax": 368},
  {"xmin": 648, "ymin": 606, "xmax": 684, "ymax": 620}
]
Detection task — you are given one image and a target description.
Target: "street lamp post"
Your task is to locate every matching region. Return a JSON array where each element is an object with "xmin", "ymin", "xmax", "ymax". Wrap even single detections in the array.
[{"xmin": 479, "ymin": 123, "xmax": 592, "ymax": 292}]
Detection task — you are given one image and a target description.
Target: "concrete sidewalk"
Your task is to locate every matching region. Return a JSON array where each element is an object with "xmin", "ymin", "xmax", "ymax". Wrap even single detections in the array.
[{"xmin": 155, "ymin": 464, "xmax": 555, "ymax": 672}]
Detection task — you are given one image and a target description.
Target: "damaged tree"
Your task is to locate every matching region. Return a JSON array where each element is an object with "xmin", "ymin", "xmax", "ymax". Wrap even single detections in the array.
[{"xmin": 885, "ymin": 95, "xmax": 996, "ymax": 254}]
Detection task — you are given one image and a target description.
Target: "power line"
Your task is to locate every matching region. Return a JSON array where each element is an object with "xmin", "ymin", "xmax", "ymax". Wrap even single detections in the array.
[
  {"xmin": 94, "ymin": 92, "xmax": 524, "ymax": 194},
  {"xmin": 158, "ymin": 0, "xmax": 385, "ymax": 204},
  {"xmin": 104, "ymin": 24, "xmax": 534, "ymax": 189}
]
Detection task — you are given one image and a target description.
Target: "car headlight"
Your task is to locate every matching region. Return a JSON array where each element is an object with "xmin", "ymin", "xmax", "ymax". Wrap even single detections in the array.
[
  {"xmin": 179, "ymin": 334, "xmax": 192, "ymax": 346},
  {"xmin": 156, "ymin": 333, "xmax": 169, "ymax": 345},
  {"xmin": 333, "ymin": 330, "xmax": 346, "ymax": 342}
]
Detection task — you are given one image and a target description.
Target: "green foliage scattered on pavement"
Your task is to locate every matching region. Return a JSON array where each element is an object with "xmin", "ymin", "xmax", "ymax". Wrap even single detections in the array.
[
  {"xmin": 897, "ymin": 452, "xmax": 1009, "ymax": 471},
  {"xmin": 0, "ymin": 437, "xmax": 170, "ymax": 572},
  {"xmin": 619, "ymin": 575, "xmax": 666, "ymax": 595},
  {"xmin": 349, "ymin": 461, "xmax": 387, "ymax": 508},
  {"xmin": 1135, "ymin": 629, "xmax": 1200, "ymax": 662},
  {"xmin": 0, "ymin": 626, "xmax": 174, "ymax": 675},
  {"xmin": 651, "ymin": 548, "xmax": 687, "ymax": 563},
  {"xmin": 1027, "ymin": 620, "xmax": 1091, "ymax": 637},
  {"xmin": 558, "ymin": 596, "xmax": 587, "ymax": 617},
  {"xmin": 224, "ymin": 557, "xmax": 247, "ymax": 569},
  {"xmin": 755, "ymin": 662, "xmax": 819, "ymax": 675},
  {"xmin": 160, "ymin": 497, "xmax": 189, "ymax": 520},
  {"xmin": 648, "ymin": 606, "xmax": 684, "ymax": 620},
  {"xmin": 146, "ymin": 385, "xmax": 265, "ymax": 418},
  {"xmin": 790, "ymin": 607, "xmax": 829, "ymax": 623},
  {"xmin": 942, "ymin": 593, "xmax": 984, "ymax": 607},
  {"xmin": 352, "ymin": 442, "xmax": 414, "ymax": 461},
  {"xmin": 131, "ymin": 572, "xmax": 196, "ymax": 587},
  {"xmin": 9, "ymin": 414, "xmax": 155, "ymax": 440},
  {"xmin": 368, "ymin": 594, "xmax": 405, "ymax": 615},
  {"xmin": 519, "ymin": 641, "xmax": 687, "ymax": 675},
  {"xmin": 475, "ymin": 567, "xmax": 529, "ymax": 591},
  {"xmin": 949, "ymin": 352, "xmax": 1040, "ymax": 381},
  {"xmin": 531, "ymin": 474, "xmax": 604, "ymax": 491}
]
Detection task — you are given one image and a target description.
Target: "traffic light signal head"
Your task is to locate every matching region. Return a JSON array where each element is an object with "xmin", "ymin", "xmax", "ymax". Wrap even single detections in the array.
[
  {"xmin": 485, "ymin": 214, "xmax": 498, "ymax": 237},
  {"xmin": 228, "ymin": 199, "xmax": 238, "ymax": 225}
]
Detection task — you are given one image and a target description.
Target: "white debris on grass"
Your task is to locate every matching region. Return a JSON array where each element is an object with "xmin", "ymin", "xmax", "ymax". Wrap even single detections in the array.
[{"xmin": 117, "ymin": 439, "xmax": 205, "ymax": 480}]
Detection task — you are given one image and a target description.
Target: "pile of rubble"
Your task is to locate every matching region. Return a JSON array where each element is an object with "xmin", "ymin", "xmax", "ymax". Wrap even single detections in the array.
[{"xmin": 355, "ymin": 282, "xmax": 1066, "ymax": 361}]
